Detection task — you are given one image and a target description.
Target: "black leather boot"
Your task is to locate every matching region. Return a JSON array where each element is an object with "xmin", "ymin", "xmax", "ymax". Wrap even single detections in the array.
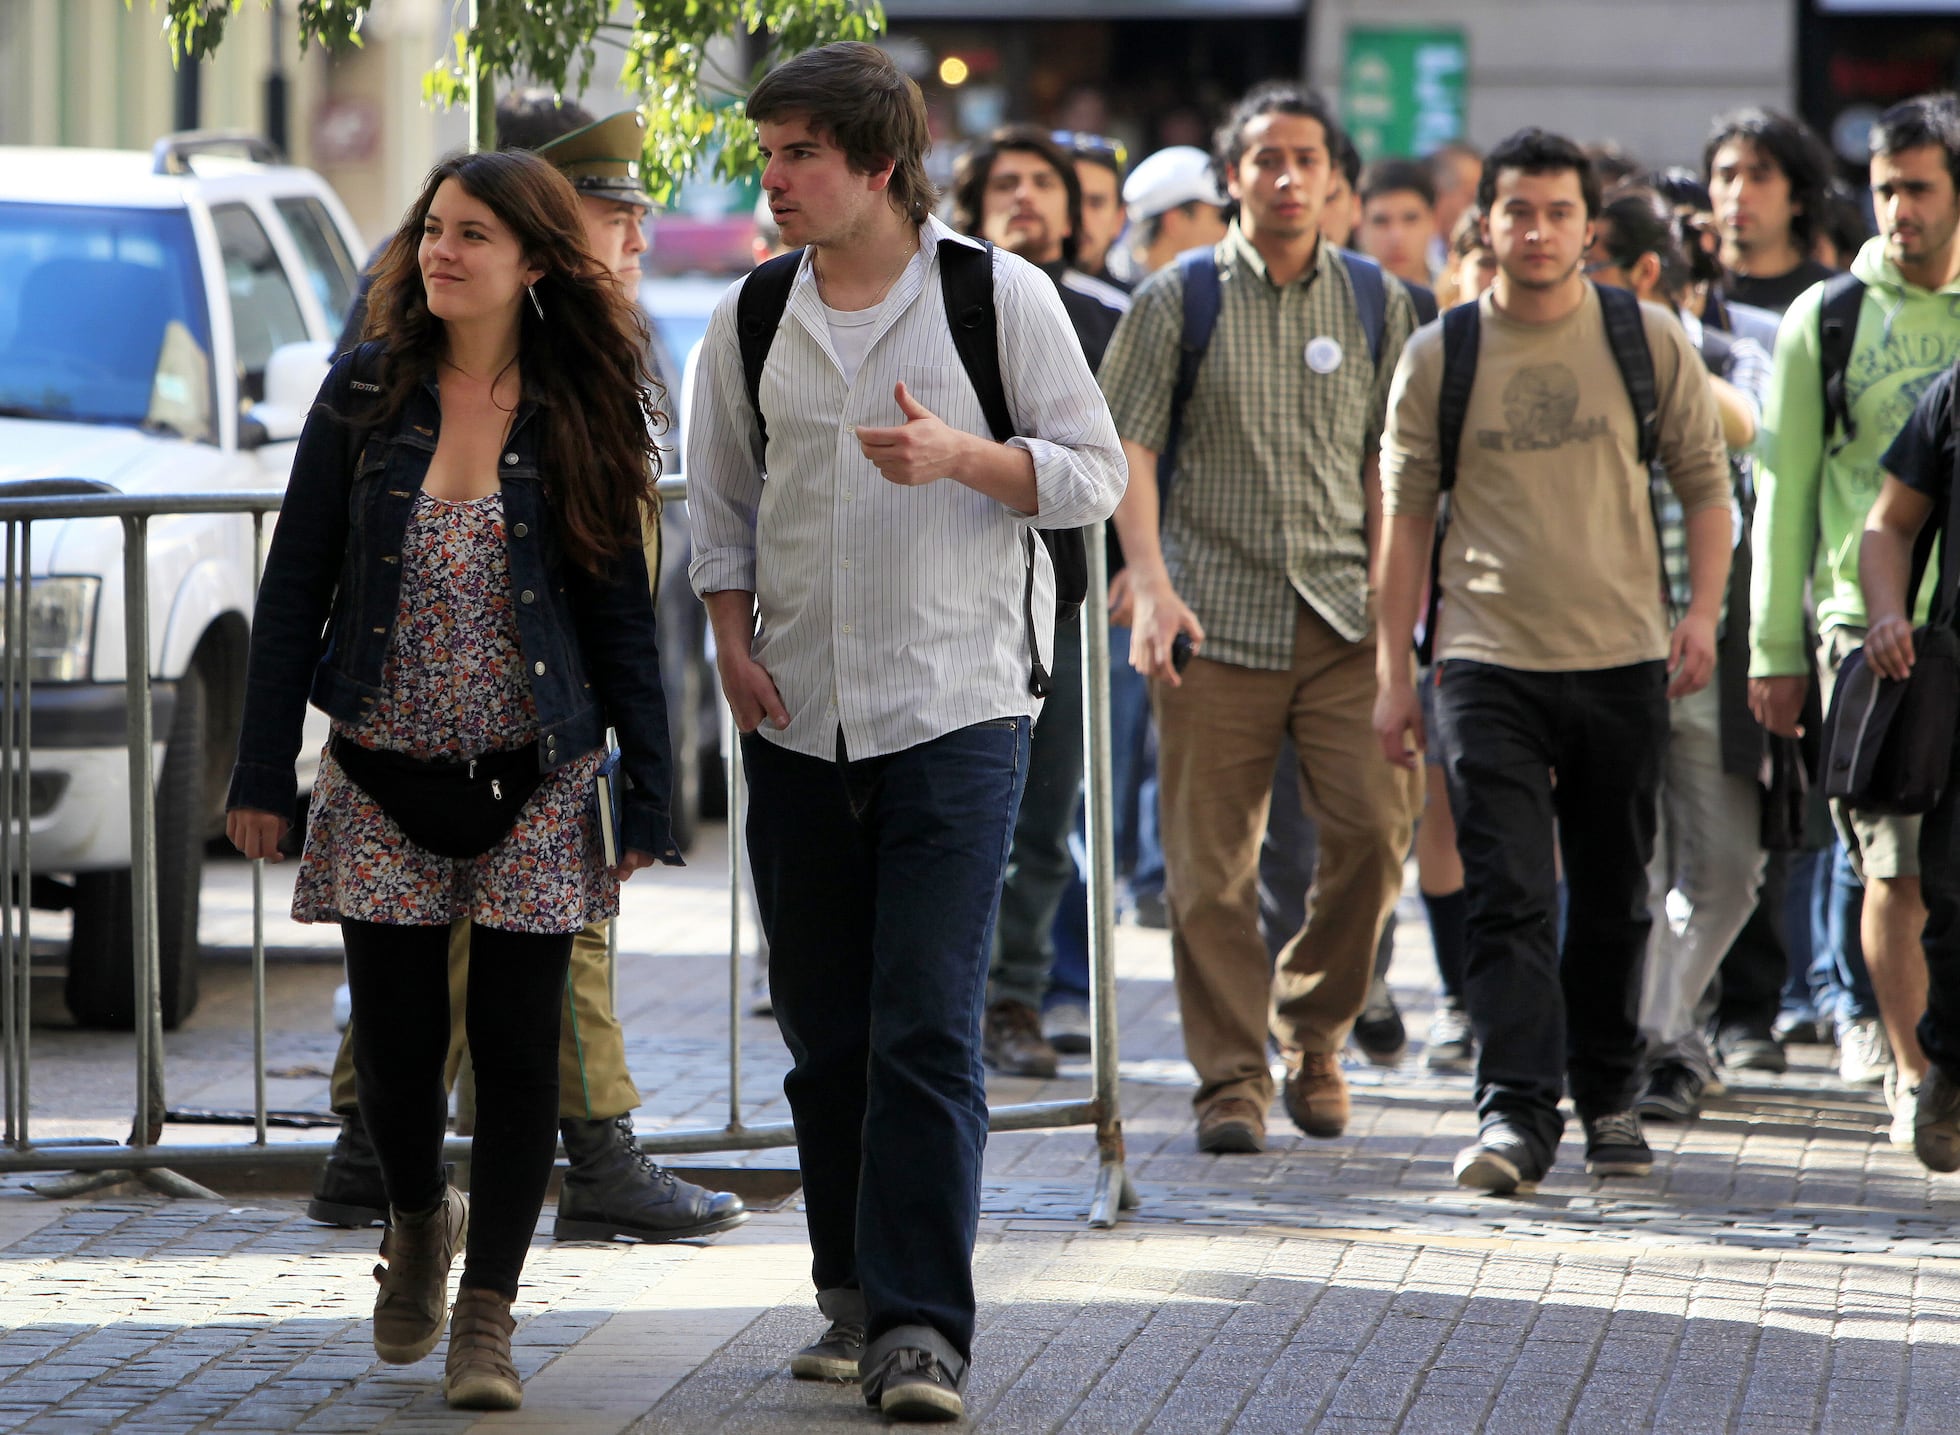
[
  {"xmin": 308, "ymin": 1108, "xmax": 389, "ymax": 1229},
  {"xmin": 552, "ymin": 1114, "xmax": 750, "ymax": 1242}
]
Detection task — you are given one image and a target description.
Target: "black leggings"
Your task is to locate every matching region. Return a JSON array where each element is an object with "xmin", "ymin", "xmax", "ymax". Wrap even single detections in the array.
[{"xmin": 342, "ymin": 919, "xmax": 572, "ymax": 1300}]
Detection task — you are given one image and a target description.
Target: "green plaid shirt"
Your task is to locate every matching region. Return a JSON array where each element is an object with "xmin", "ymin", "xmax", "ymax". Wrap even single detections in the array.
[{"xmin": 1098, "ymin": 225, "xmax": 1415, "ymax": 668}]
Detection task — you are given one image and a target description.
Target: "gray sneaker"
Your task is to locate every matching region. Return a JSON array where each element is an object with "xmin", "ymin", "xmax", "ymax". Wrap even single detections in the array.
[
  {"xmin": 789, "ymin": 1288, "xmax": 865, "ymax": 1382},
  {"xmin": 861, "ymin": 1325, "xmax": 967, "ymax": 1422},
  {"xmin": 1914, "ymin": 1065, "xmax": 1960, "ymax": 1174}
]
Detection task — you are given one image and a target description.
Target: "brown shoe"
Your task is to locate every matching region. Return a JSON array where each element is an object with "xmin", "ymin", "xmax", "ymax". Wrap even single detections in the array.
[
  {"xmin": 983, "ymin": 999, "xmax": 1060, "ymax": 1078},
  {"xmin": 444, "ymin": 1287, "xmax": 522, "ymax": 1411},
  {"xmin": 371, "ymin": 1184, "xmax": 468, "ymax": 1364},
  {"xmin": 1282, "ymin": 1050, "xmax": 1350, "ymax": 1139},
  {"xmin": 1196, "ymin": 1095, "xmax": 1267, "ymax": 1154}
]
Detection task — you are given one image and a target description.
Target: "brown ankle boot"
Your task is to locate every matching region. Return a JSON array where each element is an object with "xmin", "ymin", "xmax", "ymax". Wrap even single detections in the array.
[
  {"xmin": 445, "ymin": 1287, "xmax": 521, "ymax": 1410},
  {"xmin": 371, "ymin": 1185, "xmax": 468, "ymax": 1364}
]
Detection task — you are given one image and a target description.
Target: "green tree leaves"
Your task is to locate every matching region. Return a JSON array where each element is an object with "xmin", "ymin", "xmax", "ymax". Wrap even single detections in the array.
[{"xmin": 138, "ymin": 0, "xmax": 884, "ymax": 201}]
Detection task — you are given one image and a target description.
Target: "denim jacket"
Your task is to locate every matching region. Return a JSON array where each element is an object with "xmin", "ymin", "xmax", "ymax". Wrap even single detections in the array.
[{"xmin": 226, "ymin": 342, "xmax": 681, "ymax": 864}]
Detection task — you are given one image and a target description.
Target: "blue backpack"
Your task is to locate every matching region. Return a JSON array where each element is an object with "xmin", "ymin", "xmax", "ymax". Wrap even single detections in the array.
[{"xmin": 1157, "ymin": 247, "xmax": 1401, "ymax": 506}]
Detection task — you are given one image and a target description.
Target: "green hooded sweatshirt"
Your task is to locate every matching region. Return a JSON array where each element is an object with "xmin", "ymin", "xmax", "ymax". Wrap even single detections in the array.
[{"xmin": 1748, "ymin": 234, "xmax": 1960, "ymax": 677}]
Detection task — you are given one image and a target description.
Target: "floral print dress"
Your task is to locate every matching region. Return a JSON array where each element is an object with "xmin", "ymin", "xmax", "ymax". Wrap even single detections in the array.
[{"xmin": 292, "ymin": 490, "xmax": 615, "ymax": 934}]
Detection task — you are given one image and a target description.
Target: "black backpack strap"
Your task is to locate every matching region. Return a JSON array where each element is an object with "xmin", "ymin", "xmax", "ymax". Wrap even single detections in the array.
[
  {"xmin": 1423, "ymin": 302, "xmax": 1482, "ymax": 664},
  {"xmin": 736, "ymin": 250, "xmax": 803, "ymax": 453},
  {"xmin": 936, "ymin": 238, "xmax": 1014, "ymax": 443},
  {"xmin": 1406, "ymin": 279, "xmax": 1440, "ymax": 328},
  {"xmin": 1337, "ymin": 249, "xmax": 1389, "ymax": 367},
  {"xmin": 1597, "ymin": 284, "xmax": 1660, "ymax": 468},
  {"xmin": 1596, "ymin": 285, "xmax": 1677, "ymax": 618},
  {"xmin": 1819, "ymin": 272, "xmax": 1867, "ymax": 447},
  {"xmin": 1160, "ymin": 247, "xmax": 1223, "ymax": 525},
  {"xmin": 936, "ymin": 239, "xmax": 1059, "ymax": 698}
]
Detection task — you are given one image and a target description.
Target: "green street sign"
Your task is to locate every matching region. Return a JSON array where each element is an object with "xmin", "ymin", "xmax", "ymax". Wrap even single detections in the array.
[{"xmin": 1341, "ymin": 26, "xmax": 1468, "ymax": 161}]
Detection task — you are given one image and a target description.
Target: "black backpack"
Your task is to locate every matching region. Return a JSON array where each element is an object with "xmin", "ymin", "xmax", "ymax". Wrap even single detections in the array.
[
  {"xmin": 1423, "ymin": 285, "xmax": 1667, "ymax": 662},
  {"xmin": 735, "ymin": 239, "xmax": 1086, "ymax": 699}
]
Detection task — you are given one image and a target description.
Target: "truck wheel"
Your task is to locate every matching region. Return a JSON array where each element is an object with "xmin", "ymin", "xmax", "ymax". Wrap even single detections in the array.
[{"xmin": 65, "ymin": 667, "xmax": 207, "ymax": 1030}]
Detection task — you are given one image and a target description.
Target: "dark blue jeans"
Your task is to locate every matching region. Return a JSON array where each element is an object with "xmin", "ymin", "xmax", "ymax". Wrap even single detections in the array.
[
  {"xmin": 742, "ymin": 719, "xmax": 1029, "ymax": 1361},
  {"xmin": 1434, "ymin": 659, "xmax": 1669, "ymax": 1172},
  {"xmin": 989, "ymin": 621, "xmax": 1083, "ymax": 1011}
]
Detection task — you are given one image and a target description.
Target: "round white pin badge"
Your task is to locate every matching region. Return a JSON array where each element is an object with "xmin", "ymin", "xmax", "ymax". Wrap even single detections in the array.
[{"xmin": 1305, "ymin": 336, "xmax": 1344, "ymax": 374}]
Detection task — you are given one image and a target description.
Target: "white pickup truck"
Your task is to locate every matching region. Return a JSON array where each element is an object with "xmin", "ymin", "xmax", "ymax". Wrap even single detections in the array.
[{"xmin": 0, "ymin": 133, "xmax": 360, "ymax": 1029}]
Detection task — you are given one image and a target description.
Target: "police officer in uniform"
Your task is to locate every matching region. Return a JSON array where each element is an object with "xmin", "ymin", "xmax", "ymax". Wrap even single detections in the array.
[{"xmin": 310, "ymin": 104, "xmax": 745, "ymax": 1245}]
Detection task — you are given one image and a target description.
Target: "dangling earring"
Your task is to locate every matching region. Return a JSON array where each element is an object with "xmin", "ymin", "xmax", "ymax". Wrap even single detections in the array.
[{"xmin": 527, "ymin": 283, "xmax": 545, "ymax": 321}]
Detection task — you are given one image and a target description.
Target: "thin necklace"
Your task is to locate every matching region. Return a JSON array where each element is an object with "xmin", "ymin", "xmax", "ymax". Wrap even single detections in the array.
[{"xmin": 813, "ymin": 245, "xmax": 913, "ymax": 309}]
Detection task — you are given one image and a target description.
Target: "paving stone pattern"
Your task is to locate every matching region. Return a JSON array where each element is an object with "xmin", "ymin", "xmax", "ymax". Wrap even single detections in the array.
[{"xmin": 2, "ymin": 837, "xmax": 1957, "ymax": 1431}]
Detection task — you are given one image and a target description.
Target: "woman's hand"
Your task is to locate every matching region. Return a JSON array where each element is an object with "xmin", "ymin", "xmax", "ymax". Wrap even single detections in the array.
[
  {"xmin": 612, "ymin": 849, "xmax": 655, "ymax": 882},
  {"xmin": 226, "ymin": 808, "xmax": 291, "ymax": 862}
]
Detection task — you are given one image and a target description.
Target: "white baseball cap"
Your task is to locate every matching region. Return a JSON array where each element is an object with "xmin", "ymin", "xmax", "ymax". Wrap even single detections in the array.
[{"xmin": 1122, "ymin": 146, "xmax": 1226, "ymax": 222}]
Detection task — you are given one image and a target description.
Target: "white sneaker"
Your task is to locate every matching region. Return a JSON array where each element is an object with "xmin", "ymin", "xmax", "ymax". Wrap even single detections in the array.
[
  {"xmin": 1887, "ymin": 1068, "xmax": 1920, "ymax": 1148},
  {"xmin": 1839, "ymin": 1018, "xmax": 1894, "ymax": 1087}
]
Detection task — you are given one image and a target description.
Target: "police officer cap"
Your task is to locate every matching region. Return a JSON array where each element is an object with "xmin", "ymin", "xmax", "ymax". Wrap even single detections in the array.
[
  {"xmin": 1123, "ymin": 146, "xmax": 1226, "ymax": 222},
  {"xmin": 536, "ymin": 109, "xmax": 653, "ymax": 209}
]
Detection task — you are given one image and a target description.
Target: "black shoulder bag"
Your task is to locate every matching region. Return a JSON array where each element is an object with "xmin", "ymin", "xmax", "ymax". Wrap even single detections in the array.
[{"xmin": 1818, "ymin": 372, "xmax": 1960, "ymax": 816}]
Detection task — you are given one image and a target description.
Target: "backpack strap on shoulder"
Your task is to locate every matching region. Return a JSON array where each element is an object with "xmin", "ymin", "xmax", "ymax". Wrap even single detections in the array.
[
  {"xmin": 1819, "ymin": 272, "xmax": 1867, "ymax": 446},
  {"xmin": 1597, "ymin": 284, "xmax": 1660, "ymax": 468},
  {"xmin": 1435, "ymin": 301, "xmax": 1481, "ymax": 495},
  {"xmin": 1337, "ymin": 249, "xmax": 1389, "ymax": 368},
  {"xmin": 1158, "ymin": 247, "xmax": 1222, "ymax": 526},
  {"xmin": 1422, "ymin": 301, "xmax": 1484, "ymax": 664},
  {"xmin": 736, "ymin": 249, "xmax": 803, "ymax": 452},
  {"xmin": 935, "ymin": 238, "xmax": 1013, "ymax": 443}
]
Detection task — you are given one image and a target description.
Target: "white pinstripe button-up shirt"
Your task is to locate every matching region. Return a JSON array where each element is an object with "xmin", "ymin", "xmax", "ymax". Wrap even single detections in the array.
[{"xmin": 686, "ymin": 217, "xmax": 1126, "ymax": 762}]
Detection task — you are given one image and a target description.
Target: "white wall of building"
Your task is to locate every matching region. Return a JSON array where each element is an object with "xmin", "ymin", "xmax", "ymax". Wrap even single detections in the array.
[{"xmin": 1309, "ymin": 0, "xmax": 1797, "ymax": 168}]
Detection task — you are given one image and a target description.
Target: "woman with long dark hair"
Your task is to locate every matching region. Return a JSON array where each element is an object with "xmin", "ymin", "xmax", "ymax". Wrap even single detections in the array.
[{"xmin": 225, "ymin": 149, "xmax": 678, "ymax": 1411}]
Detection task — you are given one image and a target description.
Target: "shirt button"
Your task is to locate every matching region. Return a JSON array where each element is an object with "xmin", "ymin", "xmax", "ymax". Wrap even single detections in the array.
[
  {"xmin": 842, "ymin": 490, "xmax": 853, "ymax": 501},
  {"xmin": 842, "ymin": 624, "xmax": 853, "ymax": 634},
  {"xmin": 841, "ymin": 559, "xmax": 850, "ymax": 568},
  {"xmin": 504, "ymin": 452, "xmax": 518, "ymax": 466},
  {"xmin": 513, "ymin": 523, "xmax": 529, "ymax": 537},
  {"xmin": 533, "ymin": 661, "xmax": 546, "ymax": 676},
  {"xmin": 521, "ymin": 589, "xmax": 536, "ymax": 603}
]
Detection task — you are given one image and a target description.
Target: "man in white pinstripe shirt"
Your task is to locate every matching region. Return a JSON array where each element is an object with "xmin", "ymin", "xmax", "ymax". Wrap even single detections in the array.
[{"xmin": 685, "ymin": 43, "xmax": 1124, "ymax": 1423}]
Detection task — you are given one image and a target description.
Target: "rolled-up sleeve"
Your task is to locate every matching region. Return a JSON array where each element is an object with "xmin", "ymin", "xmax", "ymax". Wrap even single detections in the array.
[
  {"xmin": 996, "ymin": 255, "xmax": 1127, "ymax": 530},
  {"xmin": 685, "ymin": 285, "xmax": 764, "ymax": 597}
]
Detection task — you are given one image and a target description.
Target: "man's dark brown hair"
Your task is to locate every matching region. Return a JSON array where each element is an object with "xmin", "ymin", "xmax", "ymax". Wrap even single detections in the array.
[
  {"xmin": 950, "ymin": 125, "xmax": 1083, "ymax": 266},
  {"xmin": 747, "ymin": 41, "xmax": 938, "ymax": 225}
]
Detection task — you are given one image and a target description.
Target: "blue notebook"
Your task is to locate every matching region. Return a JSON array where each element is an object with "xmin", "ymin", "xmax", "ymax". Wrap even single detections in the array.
[{"xmin": 595, "ymin": 743, "xmax": 623, "ymax": 868}]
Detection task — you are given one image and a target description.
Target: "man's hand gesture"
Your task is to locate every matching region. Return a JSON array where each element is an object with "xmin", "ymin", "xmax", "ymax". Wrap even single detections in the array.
[{"xmin": 856, "ymin": 382, "xmax": 971, "ymax": 487}]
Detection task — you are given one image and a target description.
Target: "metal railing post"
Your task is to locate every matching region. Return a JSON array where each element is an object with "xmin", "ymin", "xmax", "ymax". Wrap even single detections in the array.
[
  {"xmin": 2, "ymin": 520, "xmax": 18, "ymax": 1148},
  {"xmin": 1081, "ymin": 519, "xmax": 1134, "ymax": 1228},
  {"xmin": 250, "ymin": 511, "xmax": 268, "ymax": 1148},
  {"xmin": 725, "ymin": 702, "xmax": 744, "ymax": 1132},
  {"xmin": 121, "ymin": 515, "xmax": 163, "ymax": 1149},
  {"xmin": 14, "ymin": 520, "xmax": 30, "ymax": 1150}
]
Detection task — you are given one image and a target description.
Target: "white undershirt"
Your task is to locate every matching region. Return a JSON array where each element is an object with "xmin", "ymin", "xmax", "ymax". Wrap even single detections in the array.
[{"xmin": 820, "ymin": 297, "xmax": 887, "ymax": 388}]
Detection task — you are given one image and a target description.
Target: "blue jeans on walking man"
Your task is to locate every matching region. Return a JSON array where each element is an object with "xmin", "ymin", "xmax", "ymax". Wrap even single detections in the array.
[{"xmin": 742, "ymin": 718, "xmax": 1030, "ymax": 1360}]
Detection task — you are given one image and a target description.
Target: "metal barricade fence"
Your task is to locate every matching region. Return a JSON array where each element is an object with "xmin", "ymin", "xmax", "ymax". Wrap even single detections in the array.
[{"xmin": 0, "ymin": 479, "xmax": 1138, "ymax": 1226}]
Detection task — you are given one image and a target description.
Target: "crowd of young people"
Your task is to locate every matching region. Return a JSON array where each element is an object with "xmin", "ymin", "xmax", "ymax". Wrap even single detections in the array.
[{"xmin": 227, "ymin": 43, "xmax": 1960, "ymax": 1421}]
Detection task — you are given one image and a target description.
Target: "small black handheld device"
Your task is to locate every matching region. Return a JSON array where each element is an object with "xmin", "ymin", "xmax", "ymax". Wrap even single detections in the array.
[{"xmin": 1170, "ymin": 633, "xmax": 1194, "ymax": 674}]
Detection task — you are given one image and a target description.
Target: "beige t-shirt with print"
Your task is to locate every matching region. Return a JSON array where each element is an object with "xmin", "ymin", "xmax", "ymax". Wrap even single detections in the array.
[{"xmin": 1381, "ymin": 286, "xmax": 1731, "ymax": 672}]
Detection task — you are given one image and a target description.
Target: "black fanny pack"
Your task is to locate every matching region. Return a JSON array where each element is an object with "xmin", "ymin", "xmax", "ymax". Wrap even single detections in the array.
[{"xmin": 329, "ymin": 732, "xmax": 547, "ymax": 859}]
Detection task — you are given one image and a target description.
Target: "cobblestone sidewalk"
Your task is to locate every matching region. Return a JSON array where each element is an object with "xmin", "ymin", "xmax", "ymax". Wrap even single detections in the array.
[{"xmin": 2, "ymin": 837, "xmax": 1955, "ymax": 1433}]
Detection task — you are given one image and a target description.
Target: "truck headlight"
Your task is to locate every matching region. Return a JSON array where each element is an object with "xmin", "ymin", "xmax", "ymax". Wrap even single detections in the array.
[{"xmin": 0, "ymin": 577, "xmax": 100, "ymax": 683}]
